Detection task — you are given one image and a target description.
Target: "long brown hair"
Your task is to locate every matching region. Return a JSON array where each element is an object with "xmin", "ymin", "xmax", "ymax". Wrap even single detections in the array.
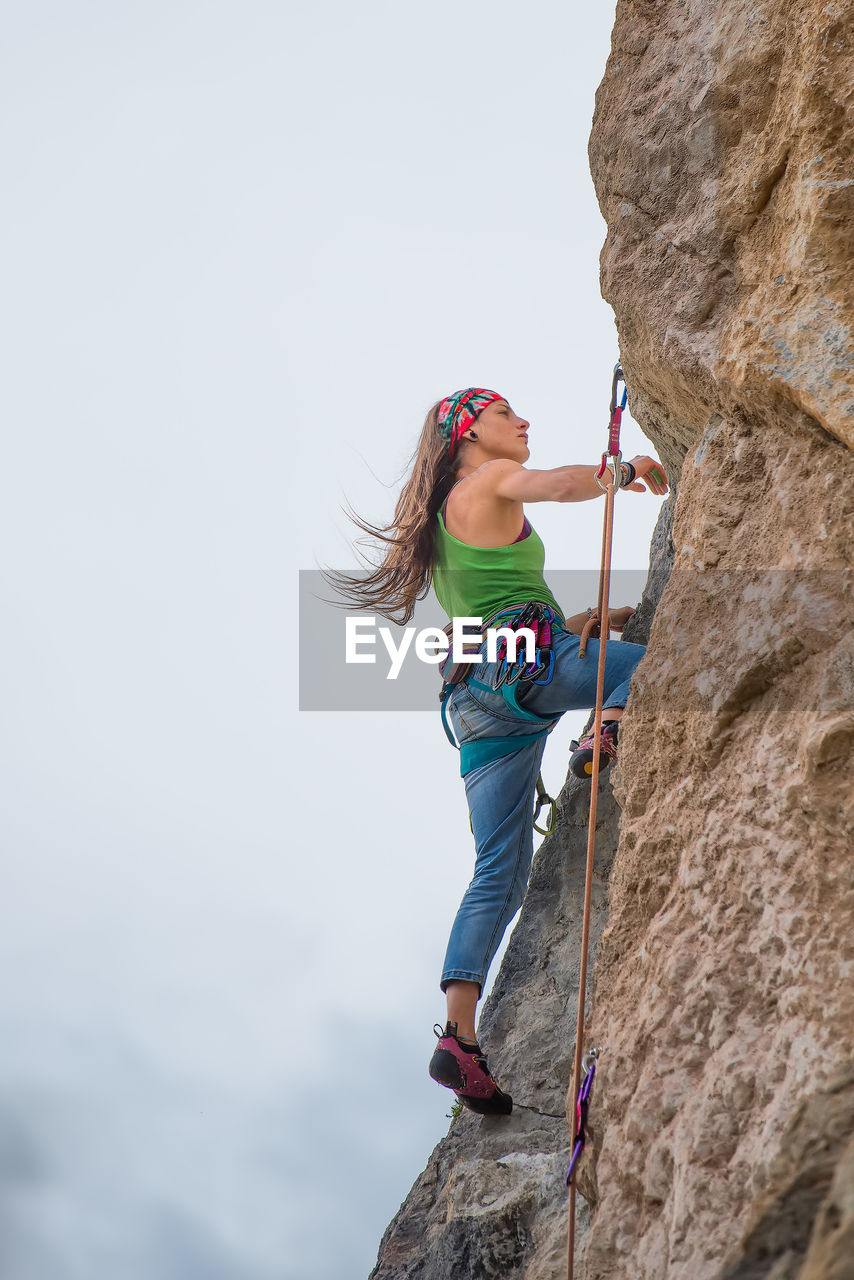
[{"xmin": 323, "ymin": 400, "xmax": 461, "ymax": 624}]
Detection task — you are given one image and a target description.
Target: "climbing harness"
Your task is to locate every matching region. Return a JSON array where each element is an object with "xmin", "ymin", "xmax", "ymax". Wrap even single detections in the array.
[
  {"xmin": 438, "ymin": 603, "xmax": 559, "ymax": 832},
  {"xmin": 565, "ymin": 1048, "xmax": 601, "ymax": 1184},
  {"xmin": 566, "ymin": 362, "xmax": 629, "ymax": 1280}
]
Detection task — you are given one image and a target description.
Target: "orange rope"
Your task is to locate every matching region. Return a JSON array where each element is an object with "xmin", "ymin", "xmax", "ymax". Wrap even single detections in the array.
[{"xmin": 567, "ymin": 472, "xmax": 616, "ymax": 1280}]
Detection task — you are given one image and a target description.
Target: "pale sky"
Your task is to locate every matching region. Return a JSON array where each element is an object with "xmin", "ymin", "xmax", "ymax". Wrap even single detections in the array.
[{"xmin": 1, "ymin": 3, "xmax": 667, "ymax": 1277}]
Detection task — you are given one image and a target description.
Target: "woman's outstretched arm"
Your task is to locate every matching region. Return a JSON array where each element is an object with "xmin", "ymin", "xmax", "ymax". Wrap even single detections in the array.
[{"xmin": 486, "ymin": 455, "xmax": 669, "ymax": 503}]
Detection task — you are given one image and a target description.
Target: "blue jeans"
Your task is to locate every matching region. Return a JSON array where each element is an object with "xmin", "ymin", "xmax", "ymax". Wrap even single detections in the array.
[{"xmin": 441, "ymin": 626, "xmax": 646, "ymax": 994}]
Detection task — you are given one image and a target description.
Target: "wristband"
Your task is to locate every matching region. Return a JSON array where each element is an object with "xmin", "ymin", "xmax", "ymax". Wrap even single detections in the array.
[{"xmin": 620, "ymin": 462, "xmax": 637, "ymax": 486}]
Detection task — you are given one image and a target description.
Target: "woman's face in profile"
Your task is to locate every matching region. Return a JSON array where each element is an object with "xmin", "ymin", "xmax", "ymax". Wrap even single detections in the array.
[{"xmin": 472, "ymin": 400, "xmax": 531, "ymax": 463}]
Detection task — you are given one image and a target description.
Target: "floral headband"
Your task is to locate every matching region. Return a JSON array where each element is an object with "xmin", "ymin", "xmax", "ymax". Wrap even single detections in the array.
[{"xmin": 437, "ymin": 387, "xmax": 505, "ymax": 457}]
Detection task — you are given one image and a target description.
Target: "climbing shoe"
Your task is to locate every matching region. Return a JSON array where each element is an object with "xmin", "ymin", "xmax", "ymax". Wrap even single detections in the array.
[
  {"xmin": 428, "ymin": 1022, "xmax": 513, "ymax": 1116},
  {"xmin": 569, "ymin": 719, "xmax": 619, "ymax": 779}
]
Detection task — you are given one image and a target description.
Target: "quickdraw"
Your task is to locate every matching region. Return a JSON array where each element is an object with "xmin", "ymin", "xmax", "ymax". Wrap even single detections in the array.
[
  {"xmin": 595, "ymin": 364, "xmax": 628, "ymax": 491},
  {"xmin": 565, "ymin": 1049, "xmax": 601, "ymax": 1185},
  {"xmin": 533, "ymin": 772, "xmax": 556, "ymax": 836}
]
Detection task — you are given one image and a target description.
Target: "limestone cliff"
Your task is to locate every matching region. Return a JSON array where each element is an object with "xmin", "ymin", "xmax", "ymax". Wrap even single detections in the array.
[{"xmin": 372, "ymin": 1, "xmax": 853, "ymax": 1275}]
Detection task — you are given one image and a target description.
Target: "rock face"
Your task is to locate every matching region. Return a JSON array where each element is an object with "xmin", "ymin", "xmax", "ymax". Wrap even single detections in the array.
[
  {"xmin": 590, "ymin": 0, "xmax": 854, "ymax": 476},
  {"xmin": 372, "ymin": 1, "xmax": 853, "ymax": 1276},
  {"xmin": 584, "ymin": 1, "xmax": 854, "ymax": 1275}
]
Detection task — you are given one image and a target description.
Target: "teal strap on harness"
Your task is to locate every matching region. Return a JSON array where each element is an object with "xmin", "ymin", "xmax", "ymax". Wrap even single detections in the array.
[
  {"xmin": 440, "ymin": 676, "xmax": 555, "ymax": 778},
  {"xmin": 440, "ymin": 683, "xmax": 459, "ymax": 749},
  {"xmin": 460, "ymin": 728, "xmax": 549, "ymax": 777},
  {"xmin": 467, "ymin": 675, "xmax": 555, "ymax": 726}
]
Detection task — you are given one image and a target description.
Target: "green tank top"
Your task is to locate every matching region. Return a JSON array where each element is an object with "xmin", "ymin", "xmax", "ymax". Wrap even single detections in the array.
[{"xmin": 432, "ymin": 507, "xmax": 564, "ymax": 625}]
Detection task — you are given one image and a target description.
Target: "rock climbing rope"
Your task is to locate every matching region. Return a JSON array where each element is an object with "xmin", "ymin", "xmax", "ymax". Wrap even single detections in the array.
[{"xmin": 566, "ymin": 363, "xmax": 630, "ymax": 1280}]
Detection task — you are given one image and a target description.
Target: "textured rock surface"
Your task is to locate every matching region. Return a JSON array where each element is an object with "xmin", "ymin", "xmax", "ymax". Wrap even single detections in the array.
[
  {"xmin": 582, "ymin": 430, "xmax": 853, "ymax": 1278},
  {"xmin": 373, "ymin": 0, "xmax": 853, "ymax": 1275},
  {"xmin": 590, "ymin": 0, "xmax": 854, "ymax": 476}
]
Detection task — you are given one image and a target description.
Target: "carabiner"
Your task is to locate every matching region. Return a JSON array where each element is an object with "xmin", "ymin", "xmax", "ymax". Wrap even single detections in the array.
[
  {"xmin": 581, "ymin": 1047, "xmax": 602, "ymax": 1074},
  {"xmin": 504, "ymin": 659, "xmax": 523, "ymax": 686},
  {"xmin": 528, "ymin": 647, "xmax": 554, "ymax": 686},
  {"xmin": 595, "ymin": 449, "xmax": 623, "ymax": 492},
  {"xmin": 609, "ymin": 363, "xmax": 624, "ymax": 417},
  {"xmin": 533, "ymin": 774, "xmax": 556, "ymax": 836}
]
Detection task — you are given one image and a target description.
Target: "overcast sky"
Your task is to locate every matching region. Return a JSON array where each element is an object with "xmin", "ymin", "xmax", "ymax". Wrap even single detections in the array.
[{"xmin": 1, "ymin": 3, "xmax": 668, "ymax": 1277}]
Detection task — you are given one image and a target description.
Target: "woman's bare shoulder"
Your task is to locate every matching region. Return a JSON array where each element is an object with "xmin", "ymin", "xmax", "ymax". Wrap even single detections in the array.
[
  {"xmin": 461, "ymin": 459, "xmax": 524, "ymax": 492},
  {"xmin": 443, "ymin": 461, "xmax": 526, "ymax": 543}
]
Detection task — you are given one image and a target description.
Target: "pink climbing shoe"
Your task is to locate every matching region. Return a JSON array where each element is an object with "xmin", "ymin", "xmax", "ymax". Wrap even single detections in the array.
[
  {"xmin": 569, "ymin": 718, "xmax": 620, "ymax": 779},
  {"xmin": 428, "ymin": 1022, "xmax": 513, "ymax": 1115}
]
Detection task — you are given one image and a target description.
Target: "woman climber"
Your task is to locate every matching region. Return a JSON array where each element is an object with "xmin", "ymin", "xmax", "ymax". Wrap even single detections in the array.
[{"xmin": 329, "ymin": 387, "xmax": 668, "ymax": 1115}]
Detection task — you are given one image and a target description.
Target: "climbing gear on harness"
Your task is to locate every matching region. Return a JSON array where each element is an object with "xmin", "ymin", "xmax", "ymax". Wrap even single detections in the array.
[
  {"xmin": 565, "ymin": 1048, "xmax": 601, "ymax": 1185},
  {"xmin": 490, "ymin": 601, "xmax": 557, "ymax": 691},
  {"xmin": 429, "ymin": 1021, "xmax": 513, "ymax": 1115},
  {"xmin": 533, "ymin": 772, "xmax": 556, "ymax": 835},
  {"xmin": 569, "ymin": 720, "xmax": 620, "ymax": 779},
  {"xmin": 567, "ymin": 362, "xmax": 628, "ymax": 1280}
]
